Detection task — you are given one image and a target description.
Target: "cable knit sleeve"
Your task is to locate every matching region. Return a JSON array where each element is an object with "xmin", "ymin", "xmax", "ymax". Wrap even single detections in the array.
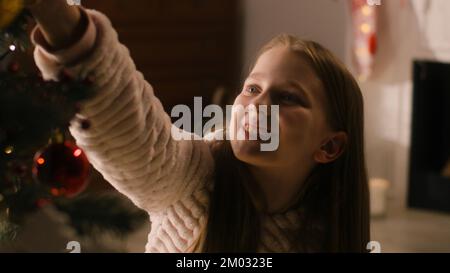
[{"xmin": 32, "ymin": 9, "xmax": 214, "ymax": 213}]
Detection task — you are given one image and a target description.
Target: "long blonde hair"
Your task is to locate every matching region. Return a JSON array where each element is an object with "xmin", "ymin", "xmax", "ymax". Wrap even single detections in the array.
[{"xmin": 200, "ymin": 34, "xmax": 370, "ymax": 252}]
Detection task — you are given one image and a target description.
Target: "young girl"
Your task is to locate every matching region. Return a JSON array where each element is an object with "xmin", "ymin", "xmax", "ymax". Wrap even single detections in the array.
[{"xmin": 28, "ymin": 0, "xmax": 370, "ymax": 252}]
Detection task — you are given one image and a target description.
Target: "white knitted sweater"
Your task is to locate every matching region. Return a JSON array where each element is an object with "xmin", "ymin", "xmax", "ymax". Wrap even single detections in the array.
[{"xmin": 32, "ymin": 9, "xmax": 306, "ymax": 253}]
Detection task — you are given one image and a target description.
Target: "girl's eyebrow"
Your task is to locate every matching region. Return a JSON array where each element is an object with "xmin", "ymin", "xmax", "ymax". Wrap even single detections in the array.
[{"xmin": 247, "ymin": 72, "xmax": 266, "ymax": 81}]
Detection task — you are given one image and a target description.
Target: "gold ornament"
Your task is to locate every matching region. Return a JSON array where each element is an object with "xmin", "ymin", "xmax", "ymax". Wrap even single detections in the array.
[{"xmin": 0, "ymin": 0, "xmax": 24, "ymax": 30}]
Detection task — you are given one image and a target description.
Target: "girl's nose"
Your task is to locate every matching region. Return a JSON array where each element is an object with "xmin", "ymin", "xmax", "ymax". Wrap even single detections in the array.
[{"xmin": 246, "ymin": 93, "xmax": 273, "ymax": 123}]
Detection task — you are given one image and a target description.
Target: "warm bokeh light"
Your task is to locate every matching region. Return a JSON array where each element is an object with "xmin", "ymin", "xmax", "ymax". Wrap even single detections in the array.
[
  {"xmin": 50, "ymin": 188, "xmax": 60, "ymax": 196},
  {"xmin": 73, "ymin": 148, "xmax": 82, "ymax": 157},
  {"xmin": 362, "ymin": 6, "xmax": 372, "ymax": 16},
  {"xmin": 4, "ymin": 146, "xmax": 13, "ymax": 154},
  {"xmin": 360, "ymin": 23, "xmax": 371, "ymax": 34}
]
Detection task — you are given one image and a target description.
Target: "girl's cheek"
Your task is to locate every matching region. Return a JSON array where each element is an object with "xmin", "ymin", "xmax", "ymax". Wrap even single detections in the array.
[{"xmin": 279, "ymin": 108, "xmax": 311, "ymax": 138}]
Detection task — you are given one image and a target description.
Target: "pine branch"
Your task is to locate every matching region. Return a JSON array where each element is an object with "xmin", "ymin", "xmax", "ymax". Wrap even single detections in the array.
[
  {"xmin": 0, "ymin": 220, "xmax": 19, "ymax": 242},
  {"xmin": 0, "ymin": 10, "xmax": 31, "ymax": 57},
  {"xmin": 0, "ymin": 4, "xmax": 144, "ymax": 245},
  {"xmin": 53, "ymin": 193, "xmax": 148, "ymax": 238}
]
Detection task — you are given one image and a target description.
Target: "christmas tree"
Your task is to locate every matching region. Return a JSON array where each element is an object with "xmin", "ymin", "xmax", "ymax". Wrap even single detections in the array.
[{"xmin": 0, "ymin": 1, "xmax": 146, "ymax": 250}]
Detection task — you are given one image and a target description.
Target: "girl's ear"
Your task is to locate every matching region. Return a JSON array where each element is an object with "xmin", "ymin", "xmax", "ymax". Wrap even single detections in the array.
[{"xmin": 314, "ymin": 132, "xmax": 348, "ymax": 164}]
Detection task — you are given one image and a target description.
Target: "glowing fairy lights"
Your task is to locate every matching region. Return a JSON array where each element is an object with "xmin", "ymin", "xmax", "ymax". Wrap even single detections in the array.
[{"xmin": 352, "ymin": 0, "xmax": 378, "ymax": 81}]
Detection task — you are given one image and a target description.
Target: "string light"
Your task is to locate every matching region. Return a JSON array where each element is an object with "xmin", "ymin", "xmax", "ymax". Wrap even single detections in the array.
[
  {"xmin": 352, "ymin": 1, "xmax": 378, "ymax": 82},
  {"xmin": 362, "ymin": 5, "xmax": 372, "ymax": 16},
  {"xmin": 4, "ymin": 146, "xmax": 14, "ymax": 155},
  {"xmin": 73, "ymin": 148, "xmax": 82, "ymax": 157},
  {"xmin": 360, "ymin": 23, "xmax": 371, "ymax": 34},
  {"xmin": 51, "ymin": 188, "xmax": 60, "ymax": 196},
  {"xmin": 0, "ymin": 44, "xmax": 17, "ymax": 61}
]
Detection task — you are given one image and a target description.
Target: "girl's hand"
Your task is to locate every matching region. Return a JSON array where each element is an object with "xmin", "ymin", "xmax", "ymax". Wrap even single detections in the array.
[{"xmin": 27, "ymin": 0, "xmax": 85, "ymax": 50}]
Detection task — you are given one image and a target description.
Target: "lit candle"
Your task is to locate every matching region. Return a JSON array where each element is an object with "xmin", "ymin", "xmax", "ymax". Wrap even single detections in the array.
[{"xmin": 369, "ymin": 178, "xmax": 390, "ymax": 217}]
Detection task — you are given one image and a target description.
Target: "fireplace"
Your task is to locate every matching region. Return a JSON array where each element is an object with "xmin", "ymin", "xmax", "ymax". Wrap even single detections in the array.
[{"xmin": 408, "ymin": 60, "xmax": 450, "ymax": 213}]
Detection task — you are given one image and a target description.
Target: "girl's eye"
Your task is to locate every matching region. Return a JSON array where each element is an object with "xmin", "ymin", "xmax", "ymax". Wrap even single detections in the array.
[
  {"xmin": 244, "ymin": 86, "xmax": 259, "ymax": 94},
  {"xmin": 279, "ymin": 91, "xmax": 302, "ymax": 105}
]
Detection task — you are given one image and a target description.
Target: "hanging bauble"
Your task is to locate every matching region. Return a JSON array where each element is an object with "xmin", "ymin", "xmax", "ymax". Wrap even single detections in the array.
[{"xmin": 32, "ymin": 141, "xmax": 90, "ymax": 197}]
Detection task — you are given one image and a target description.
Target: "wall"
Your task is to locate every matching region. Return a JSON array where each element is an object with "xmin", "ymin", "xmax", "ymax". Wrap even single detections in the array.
[
  {"xmin": 361, "ymin": 0, "xmax": 450, "ymax": 211},
  {"xmin": 242, "ymin": 0, "xmax": 351, "ymax": 71}
]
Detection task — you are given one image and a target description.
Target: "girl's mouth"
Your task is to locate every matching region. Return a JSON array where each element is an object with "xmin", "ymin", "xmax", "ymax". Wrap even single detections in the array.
[{"xmin": 241, "ymin": 120, "xmax": 271, "ymax": 141}]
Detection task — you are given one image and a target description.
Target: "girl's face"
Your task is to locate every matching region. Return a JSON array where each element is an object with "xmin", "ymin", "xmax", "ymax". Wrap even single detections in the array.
[{"xmin": 230, "ymin": 45, "xmax": 333, "ymax": 170}]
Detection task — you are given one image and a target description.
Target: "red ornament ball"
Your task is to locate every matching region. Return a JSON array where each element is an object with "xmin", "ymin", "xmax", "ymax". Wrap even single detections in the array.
[
  {"xmin": 8, "ymin": 62, "xmax": 20, "ymax": 73},
  {"xmin": 33, "ymin": 141, "xmax": 90, "ymax": 197}
]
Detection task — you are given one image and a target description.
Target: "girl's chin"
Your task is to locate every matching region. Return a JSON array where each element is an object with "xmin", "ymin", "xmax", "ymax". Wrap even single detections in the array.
[
  {"xmin": 231, "ymin": 139, "xmax": 262, "ymax": 152},
  {"xmin": 231, "ymin": 139, "xmax": 275, "ymax": 164}
]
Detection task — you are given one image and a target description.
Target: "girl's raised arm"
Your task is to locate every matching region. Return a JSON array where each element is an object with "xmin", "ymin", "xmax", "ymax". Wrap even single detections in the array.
[{"xmin": 29, "ymin": 1, "xmax": 214, "ymax": 213}]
